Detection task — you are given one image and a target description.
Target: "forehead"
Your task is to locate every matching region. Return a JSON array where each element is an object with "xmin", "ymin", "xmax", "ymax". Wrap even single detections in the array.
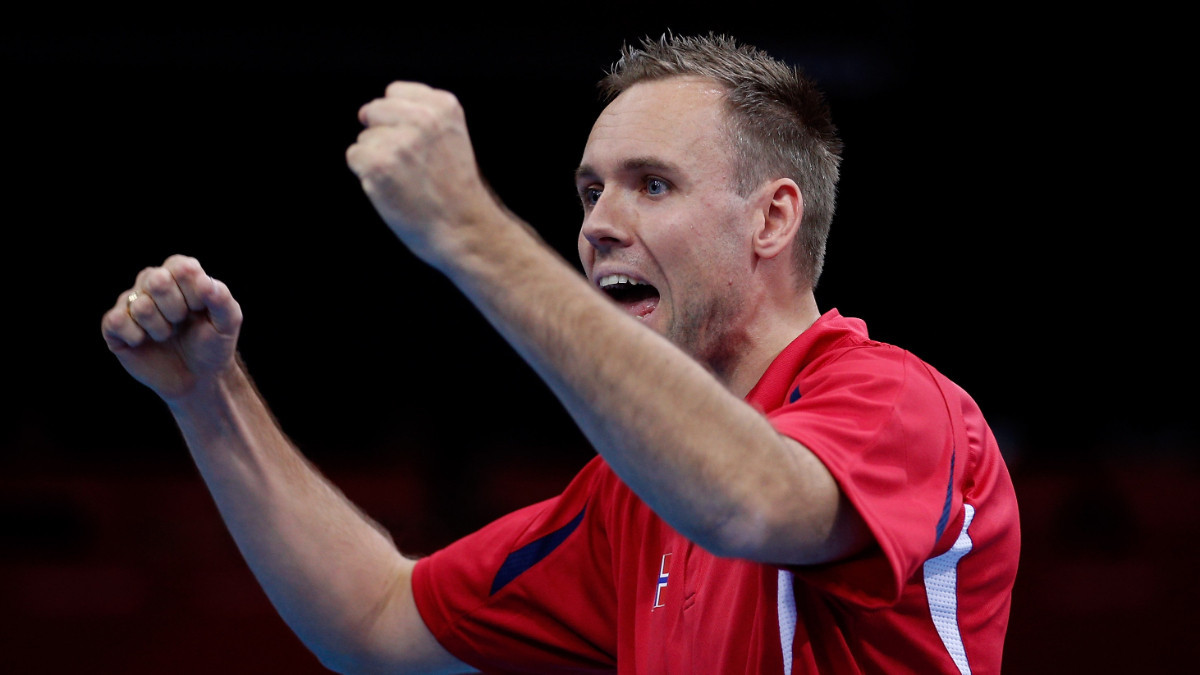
[{"xmin": 581, "ymin": 77, "xmax": 733, "ymax": 173}]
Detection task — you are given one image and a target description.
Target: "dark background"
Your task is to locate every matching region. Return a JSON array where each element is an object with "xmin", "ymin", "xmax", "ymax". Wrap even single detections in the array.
[{"xmin": 2, "ymin": 8, "xmax": 1193, "ymax": 673}]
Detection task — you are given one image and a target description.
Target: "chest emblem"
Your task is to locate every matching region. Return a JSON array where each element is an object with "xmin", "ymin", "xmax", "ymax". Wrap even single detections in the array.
[{"xmin": 652, "ymin": 553, "xmax": 672, "ymax": 610}]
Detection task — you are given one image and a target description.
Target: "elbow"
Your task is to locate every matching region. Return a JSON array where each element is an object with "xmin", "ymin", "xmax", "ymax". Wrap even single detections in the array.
[
  {"xmin": 661, "ymin": 470, "xmax": 803, "ymax": 562},
  {"xmin": 278, "ymin": 607, "xmax": 398, "ymax": 674},
  {"xmin": 314, "ymin": 649, "xmax": 358, "ymax": 675},
  {"xmin": 306, "ymin": 636, "xmax": 383, "ymax": 675},
  {"xmin": 701, "ymin": 505, "xmax": 794, "ymax": 562},
  {"xmin": 697, "ymin": 438, "xmax": 871, "ymax": 565},
  {"xmin": 699, "ymin": 491, "xmax": 864, "ymax": 565},
  {"xmin": 667, "ymin": 489, "xmax": 782, "ymax": 561},
  {"xmin": 314, "ymin": 645, "xmax": 406, "ymax": 675}
]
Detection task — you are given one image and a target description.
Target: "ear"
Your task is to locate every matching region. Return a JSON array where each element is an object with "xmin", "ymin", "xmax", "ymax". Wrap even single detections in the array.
[{"xmin": 752, "ymin": 178, "xmax": 803, "ymax": 260}]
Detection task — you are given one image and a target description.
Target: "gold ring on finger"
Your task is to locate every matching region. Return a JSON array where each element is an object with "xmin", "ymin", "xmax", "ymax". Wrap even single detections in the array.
[{"xmin": 127, "ymin": 291, "xmax": 140, "ymax": 311}]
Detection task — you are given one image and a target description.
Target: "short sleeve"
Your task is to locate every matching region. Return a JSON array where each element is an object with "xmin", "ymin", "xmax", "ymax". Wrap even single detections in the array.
[
  {"xmin": 768, "ymin": 345, "xmax": 959, "ymax": 607},
  {"xmin": 412, "ymin": 457, "xmax": 618, "ymax": 674}
]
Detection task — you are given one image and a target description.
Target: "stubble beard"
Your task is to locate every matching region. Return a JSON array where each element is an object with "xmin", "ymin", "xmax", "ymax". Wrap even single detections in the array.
[{"xmin": 665, "ymin": 289, "xmax": 748, "ymax": 386}]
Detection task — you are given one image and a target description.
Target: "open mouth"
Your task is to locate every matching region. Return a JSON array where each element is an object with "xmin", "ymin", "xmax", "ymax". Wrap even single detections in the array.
[{"xmin": 598, "ymin": 274, "xmax": 660, "ymax": 319}]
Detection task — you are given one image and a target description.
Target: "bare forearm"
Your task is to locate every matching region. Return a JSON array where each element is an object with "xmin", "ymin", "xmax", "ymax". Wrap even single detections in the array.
[
  {"xmin": 433, "ymin": 224, "xmax": 851, "ymax": 564},
  {"xmin": 103, "ymin": 254, "xmax": 465, "ymax": 673},
  {"xmin": 165, "ymin": 363, "xmax": 421, "ymax": 669},
  {"xmin": 346, "ymin": 81, "xmax": 864, "ymax": 565}
]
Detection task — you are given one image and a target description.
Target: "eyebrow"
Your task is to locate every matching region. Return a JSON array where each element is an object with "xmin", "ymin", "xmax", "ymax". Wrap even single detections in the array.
[{"xmin": 575, "ymin": 156, "xmax": 683, "ymax": 183}]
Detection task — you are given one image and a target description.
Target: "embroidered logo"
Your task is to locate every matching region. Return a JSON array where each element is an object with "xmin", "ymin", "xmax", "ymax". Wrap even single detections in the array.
[{"xmin": 652, "ymin": 553, "xmax": 672, "ymax": 610}]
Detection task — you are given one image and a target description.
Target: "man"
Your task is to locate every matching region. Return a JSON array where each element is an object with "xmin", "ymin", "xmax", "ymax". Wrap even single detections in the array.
[{"xmin": 101, "ymin": 34, "xmax": 1019, "ymax": 673}]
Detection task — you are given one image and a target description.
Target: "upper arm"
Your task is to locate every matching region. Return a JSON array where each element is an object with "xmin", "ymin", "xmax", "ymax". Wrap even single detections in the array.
[
  {"xmin": 777, "ymin": 434, "xmax": 873, "ymax": 564},
  {"xmin": 325, "ymin": 559, "xmax": 475, "ymax": 675},
  {"xmin": 710, "ymin": 432, "xmax": 873, "ymax": 566},
  {"xmin": 765, "ymin": 348, "xmax": 962, "ymax": 605}
]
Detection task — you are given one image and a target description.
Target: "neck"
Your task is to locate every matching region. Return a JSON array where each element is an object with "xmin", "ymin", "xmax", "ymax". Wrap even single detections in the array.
[{"xmin": 710, "ymin": 288, "xmax": 822, "ymax": 398}]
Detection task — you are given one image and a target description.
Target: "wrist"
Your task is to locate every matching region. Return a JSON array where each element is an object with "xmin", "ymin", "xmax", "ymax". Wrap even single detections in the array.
[
  {"xmin": 163, "ymin": 357, "xmax": 251, "ymax": 418},
  {"xmin": 416, "ymin": 198, "xmax": 537, "ymax": 276}
]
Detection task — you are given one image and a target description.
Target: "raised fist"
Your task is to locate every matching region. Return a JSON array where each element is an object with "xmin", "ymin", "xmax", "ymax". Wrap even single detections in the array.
[
  {"xmin": 101, "ymin": 255, "xmax": 242, "ymax": 402},
  {"xmin": 346, "ymin": 82, "xmax": 503, "ymax": 264}
]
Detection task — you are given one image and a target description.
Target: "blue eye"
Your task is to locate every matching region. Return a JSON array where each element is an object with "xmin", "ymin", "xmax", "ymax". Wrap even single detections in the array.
[
  {"xmin": 646, "ymin": 177, "xmax": 667, "ymax": 195},
  {"xmin": 581, "ymin": 186, "xmax": 602, "ymax": 206}
]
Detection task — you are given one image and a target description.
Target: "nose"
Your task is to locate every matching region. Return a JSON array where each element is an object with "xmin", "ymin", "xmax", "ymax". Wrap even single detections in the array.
[{"xmin": 579, "ymin": 191, "xmax": 634, "ymax": 254}]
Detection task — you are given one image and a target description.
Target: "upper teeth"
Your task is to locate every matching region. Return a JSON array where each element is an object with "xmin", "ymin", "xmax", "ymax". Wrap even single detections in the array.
[{"xmin": 599, "ymin": 274, "xmax": 644, "ymax": 288}]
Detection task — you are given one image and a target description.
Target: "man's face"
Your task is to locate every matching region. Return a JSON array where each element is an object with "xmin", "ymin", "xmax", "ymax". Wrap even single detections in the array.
[{"xmin": 576, "ymin": 77, "xmax": 761, "ymax": 370}]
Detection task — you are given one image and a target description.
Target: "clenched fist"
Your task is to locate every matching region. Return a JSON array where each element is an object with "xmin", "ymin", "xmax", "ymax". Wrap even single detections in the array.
[
  {"xmin": 346, "ymin": 82, "xmax": 507, "ymax": 265},
  {"xmin": 101, "ymin": 255, "xmax": 242, "ymax": 402}
]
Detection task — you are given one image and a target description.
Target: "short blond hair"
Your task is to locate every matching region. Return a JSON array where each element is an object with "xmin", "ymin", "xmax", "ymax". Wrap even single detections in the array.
[{"xmin": 600, "ymin": 33, "xmax": 843, "ymax": 289}]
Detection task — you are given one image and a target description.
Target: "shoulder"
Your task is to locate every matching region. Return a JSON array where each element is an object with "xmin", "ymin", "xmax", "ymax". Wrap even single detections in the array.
[
  {"xmin": 796, "ymin": 339, "xmax": 939, "ymax": 408},
  {"xmin": 784, "ymin": 309, "xmax": 931, "ymax": 396}
]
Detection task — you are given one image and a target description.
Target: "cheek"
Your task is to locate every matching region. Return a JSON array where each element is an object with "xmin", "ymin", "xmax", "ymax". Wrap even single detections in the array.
[{"xmin": 669, "ymin": 226, "xmax": 747, "ymax": 289}]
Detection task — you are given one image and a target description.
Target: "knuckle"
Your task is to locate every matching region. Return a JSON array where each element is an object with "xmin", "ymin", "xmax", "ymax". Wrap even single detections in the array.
[
  {"xmin": 143, "ymin": 269, "xmax": 175, "ymax": 295},
  {"xmin": 100, "ymin": 308, "xmax": 123, "ymax": 334},
  {"xmin": 166, "ymin": 254, "xmax": 200, "ymax": 273},
  {"xmin": 211, "ymin": 278, "xmax": 234, "ymax": 300},
  {"xmin": 365, "ymin": 144, "xmax": 401, "ymax": 174},
  {"xmin": 432, "ymin": 89, "xmax": 460, "ymax": 110},
  {"xmin": 358, "ymin": 100, "xmax": 381, "ymax": 124},
  {"xmin": 128, "ymin": 298, "xmax": 157, "ymax": 322},
  {"xmin": 172, "ymin": 261, "xmax": 203, "ymax": 286},
  {"xmin": 411, "ymin": 105, "xmax": 437, "ymax": 126},
  {"xmin": 354, "ymin": 126, "xmax": 384, "ymax": 148},
  {"xmin": 384, "ymin": 80, "xmax": 416, "ymax": 96}
]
